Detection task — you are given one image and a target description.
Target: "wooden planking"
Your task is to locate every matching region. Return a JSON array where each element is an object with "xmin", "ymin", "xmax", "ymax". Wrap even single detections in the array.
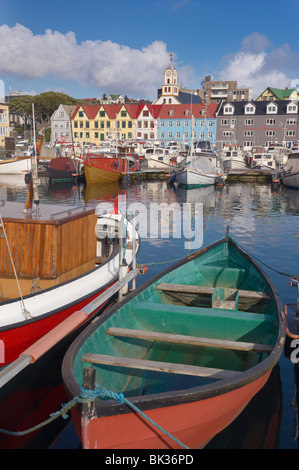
[
  {"xmin": 0, "ymin": 212, "xmax": 97, "ymax": 279},
  {"xmin": 82, "ymin": 353, "xmax": 242, "ymax": 379},
  {"xmin": 156, "ymin": 283, "xmax": 270, "ymax": 300},
  {"xmin": 105, "ymin": 327, "xmax": 274, "ymax": 353}
]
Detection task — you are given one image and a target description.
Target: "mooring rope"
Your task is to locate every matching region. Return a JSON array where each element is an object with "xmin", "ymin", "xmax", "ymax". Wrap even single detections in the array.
[
  {"xmin": 0, "ymin": 386, "xmax": 189, "ymax": 449},
  {"xmin": 0, "ymin": 214, "xmax": 31, "ymax": 319}
]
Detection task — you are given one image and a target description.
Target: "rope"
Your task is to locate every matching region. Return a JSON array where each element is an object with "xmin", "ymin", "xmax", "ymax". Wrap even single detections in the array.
[
  {"xmin": 0, "ymin": 214, "xmax": 31, "ymax": 319},
  {"xmin": 80, "ymin": 385, "xmax": 190, "ymax": 449},
  {"xmin": 0, "ymin": 386, "xmax": 189, "ymax": 449}
]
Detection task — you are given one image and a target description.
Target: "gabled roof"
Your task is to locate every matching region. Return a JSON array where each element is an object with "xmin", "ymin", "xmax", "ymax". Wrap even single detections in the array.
[
  {"xmin": 216, "ymin": 100, "xmax": 299, "ymax": 116},
  {"xmin": 257, "ymin": 87, "xmax": 297, "ymax": 100},
  {"xmin": 71, "ymin": 104, "xmax": 100, "ymax": 120},
  {"xmin": 101, "ymin": 104, "xmax": 122, "ymax": 119},
  {"xmin": 158, "ymin": 103, "xmax": 218, "ymax": 119},
  {"xmin": 136, "ymin": 103, "xmax": 164, "ymax": 119}
]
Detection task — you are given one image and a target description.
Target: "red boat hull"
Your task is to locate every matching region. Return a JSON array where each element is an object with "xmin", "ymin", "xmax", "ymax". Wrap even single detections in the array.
[
  {"xmin": 74, "ymin": 372, "xmax": 270, "ymax": 449},
  {"xmin": 0, "ymin": 285, "xmax": 112, "ymax": 365}
]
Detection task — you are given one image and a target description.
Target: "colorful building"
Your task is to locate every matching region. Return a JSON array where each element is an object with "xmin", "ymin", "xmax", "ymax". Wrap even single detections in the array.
[
  {"xmin": 0, "ymin": 103, "xmax": 10, "ymax": 147},
  {"xmin": 157, "ymin": 103, "xmax": 218, "ymax": 146},
  {"xmin": 256, "ymin": 87, "xmax": 299, "ymax": 101}
]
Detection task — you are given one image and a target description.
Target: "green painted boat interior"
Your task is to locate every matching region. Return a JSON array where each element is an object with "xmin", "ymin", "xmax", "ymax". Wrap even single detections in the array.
[{"xmin": 74, "ymin": 239, "xmax": 279, "ymax": 397}]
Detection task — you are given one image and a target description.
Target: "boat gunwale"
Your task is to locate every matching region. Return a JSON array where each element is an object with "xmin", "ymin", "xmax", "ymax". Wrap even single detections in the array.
[{"xmin": 62, "ymin": 235, "xmax": 286, "ymax": 416}]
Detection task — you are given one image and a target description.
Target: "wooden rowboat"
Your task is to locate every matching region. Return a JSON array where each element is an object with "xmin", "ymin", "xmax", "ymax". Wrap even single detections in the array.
[{"xmin": 62, "ymin": 235, "xmax": 286, "ymax": 449}]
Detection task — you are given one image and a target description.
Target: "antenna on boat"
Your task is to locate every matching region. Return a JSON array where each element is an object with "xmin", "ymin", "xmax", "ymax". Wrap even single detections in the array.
[{"xmin": 24, "ymin": 103, "xmax": 42, "ymax": 214}]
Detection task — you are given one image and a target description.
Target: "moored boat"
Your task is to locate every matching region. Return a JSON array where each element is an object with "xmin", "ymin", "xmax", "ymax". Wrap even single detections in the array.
[
  {"xmin": 83, "ymin": 153, "xmax": 139, "ymax": 184},
  {"xmin": 62, "ymin": 234, "xmax": 285, "ymax": 449},
  {"xmin": 46, "ymin": 156, "xmax": 82, "ymax": 183},
  {"xmin": 0, "ymin": 200, "xmax": 139, "ymax": 366},
  {"xmin": 281, "ymin": 152, "xmax": 299, "ymax": 189},
  {"xmin": 251, "ymin": 152, "xmax": 277, "ymax": 171},
  {"xmin": 221, "ymin": 144, "xmax": 247, "ymax": 171},
  {"xmin": 0, "ymin": 157, "xmax": 31, "ymax": 175}
]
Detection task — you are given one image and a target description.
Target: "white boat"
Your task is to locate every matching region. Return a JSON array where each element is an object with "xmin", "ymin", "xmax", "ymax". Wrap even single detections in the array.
[
  {"xmin": 175, "ymin": 156, "xmax": 221, "ymax": 187},
  {"xmin": 251, "ymin": 152, "xmax": 277, "ymax": 171},
  {"xmin": 267, "ymin": 143, "xmax": 288, "ymax": 168},
  {"xmin": 141, "ymin": 147, "xmax": 181, "ymax": 170},
  {"xmin": 0, "ymin": 157, "xmax": 31, "ymax": 175},
  {"xmin": 175, "ymin": 119, "xmax": 223, "ymax": 188},
  {"xmin": 221, "ymin": 144, "xmax": 247, "ymax": 171},
  {"xmin": 281, "ymin": 152, "xmax": 299, "ymax": 188}
]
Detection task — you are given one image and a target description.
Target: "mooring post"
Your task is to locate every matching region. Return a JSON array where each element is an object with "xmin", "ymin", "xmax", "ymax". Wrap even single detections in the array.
[{"xmin": 81, "ymin": 367, "xmax": 96, "ymax": 450}]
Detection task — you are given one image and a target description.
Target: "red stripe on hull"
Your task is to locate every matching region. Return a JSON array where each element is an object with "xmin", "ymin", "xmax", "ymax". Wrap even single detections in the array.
[
  {"xmin": 0, "ymin": 285, "xmax": 112, "ymax": 365},
  {"xmin": 76, "ymin": 372, "xmax": 270, "ymax": 449}
]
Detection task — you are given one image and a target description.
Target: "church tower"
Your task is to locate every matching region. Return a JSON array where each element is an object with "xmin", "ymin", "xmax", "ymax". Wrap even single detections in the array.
[{"xmin": 154, "ymin": 52, "xmax": 181, "ymax": 105}]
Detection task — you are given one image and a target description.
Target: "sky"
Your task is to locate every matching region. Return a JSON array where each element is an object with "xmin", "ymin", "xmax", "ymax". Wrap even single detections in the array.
[{"xmin": 1, "ymin": 0, "xmax": 299, "ymax": 101}]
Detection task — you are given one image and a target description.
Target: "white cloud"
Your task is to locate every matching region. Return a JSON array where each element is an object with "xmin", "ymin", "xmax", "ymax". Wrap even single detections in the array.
[
  {"xmin": 0, "ymin": 23, "xmax": 169, "ymax": 98},
  {"xmin": 219, "ymin": 33, "xmax": 299, "ymax": 98}
]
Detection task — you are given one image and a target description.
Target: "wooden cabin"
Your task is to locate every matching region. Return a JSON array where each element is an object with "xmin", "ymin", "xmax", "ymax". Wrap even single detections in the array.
[{"xmin": 0, "ymin": 202, "xmax": 97, "ymax": 299}]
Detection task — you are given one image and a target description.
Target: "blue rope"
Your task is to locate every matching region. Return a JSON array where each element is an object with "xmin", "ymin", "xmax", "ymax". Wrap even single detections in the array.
[
  {"xmin": 0, "ymin": 385, "xmax": 189, "ymax": 449},
  {"xmin": 80, "ymin": 385, "xmax": 190, "ymax": 449}
]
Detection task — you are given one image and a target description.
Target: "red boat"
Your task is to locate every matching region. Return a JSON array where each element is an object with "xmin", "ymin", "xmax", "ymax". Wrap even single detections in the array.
[{"xmin": 83, "ymin": 144, "xmax": 139, "ymax": 184}]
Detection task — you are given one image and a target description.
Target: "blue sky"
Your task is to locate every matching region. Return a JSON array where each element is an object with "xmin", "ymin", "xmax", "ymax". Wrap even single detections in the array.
[{"xmin": 1, "ymin": 0, "xmax": 299, "ymax": 100}]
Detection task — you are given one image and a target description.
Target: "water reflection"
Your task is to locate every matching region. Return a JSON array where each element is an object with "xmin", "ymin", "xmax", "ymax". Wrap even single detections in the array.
[{"xmin": 0, "ymin": 178, "xmax": 298, "ymax": 448}]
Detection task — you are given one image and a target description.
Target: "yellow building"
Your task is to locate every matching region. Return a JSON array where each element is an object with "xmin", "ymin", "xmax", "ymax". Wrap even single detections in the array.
[
  {"xmin": 256, "ymin": 87, "xmax": 299, "ymax": 101},
  {"xmin": 0, "ymin": 103, "xmax": 10, "ymax": 147},
  {"xmin": 71, "ymin": 103, "xmax": 138, "ymax": 145}
]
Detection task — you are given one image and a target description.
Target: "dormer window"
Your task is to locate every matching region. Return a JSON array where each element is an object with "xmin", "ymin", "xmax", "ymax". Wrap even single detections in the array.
[
  {"xmin": 169, "ymin": 109, "xmax": 174, "ymax": 116},
  {"xmin": 223, "ymin": 105, "xmax": 234, "ymax": 115},
  {"xmin": 287, "ymin": 103, "xmax": 298, "ymax": 114},
  {"xmin": 185, "ymin": 109, "xmax": 190, "ymax": 116},
  {"xmin": 266, "ymin": 103, "xmax": 278, "ymax": 114},
  {"xmin": 244, "ymin": 104, "xmax": 256, "ymax": 114}
]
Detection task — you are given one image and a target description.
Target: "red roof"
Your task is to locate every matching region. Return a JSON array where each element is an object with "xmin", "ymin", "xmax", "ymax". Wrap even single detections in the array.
[{"xmin": 158, "ymin": 103, "xmax": 218, "ymax": 119}]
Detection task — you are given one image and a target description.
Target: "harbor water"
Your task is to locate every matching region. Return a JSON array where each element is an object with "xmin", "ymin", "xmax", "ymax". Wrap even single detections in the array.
[{"xmin": 0, "ymin": 174, "xmax": 299, "ymax": 449}]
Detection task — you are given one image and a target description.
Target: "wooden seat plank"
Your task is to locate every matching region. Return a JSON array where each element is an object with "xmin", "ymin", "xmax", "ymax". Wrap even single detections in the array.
[
  {"xmin": 156, "ymin": 283, "xmax": 270, "ymax": 300},
  {"xmin": 105, "ymin": 327, "xmax": 273, "ymax": 354},
  {"xmin": 82, "ymin": 353, "xmax": 242, "ymax": 379}
]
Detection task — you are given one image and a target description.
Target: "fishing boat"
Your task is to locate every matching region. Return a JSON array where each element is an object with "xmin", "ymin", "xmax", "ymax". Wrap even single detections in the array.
[
  {"xmin": 141, "ymin": 147, "xmax": 183, "ymax": 171},
  {"xmin": 221, "ymin": 144, "xmax": 247, "ymax": 171},
  {"xmin": 46, "ymin": 156, "xmax": 82, "ymax": 183},
  {"xmin": 174, "ymin": 118, "xmax": 222, "ymax": 188},
  {"xmin": 83, "ymin": 144, "xmax": 139, "ymax": 184},
  {"xmin": 62, "ymin": 234, "xmax": 285, "ymax": 449},
  {"xmin": 251, "ymin": 152, "xmax": 277, "ymax": 171},
  {"xmin": 281, "ymin": 152, "xmax": 299, "ymax": 189}
]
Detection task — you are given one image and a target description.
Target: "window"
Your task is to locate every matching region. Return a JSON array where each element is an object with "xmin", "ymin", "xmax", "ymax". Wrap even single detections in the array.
[
  {"xmin": 223, "ymin": 131, "xmax": 233, "ymax": 136},
  {"xmin": 94, "ymin": 121, "xmax": 98, "ymax": 128},
  {"xmin": 286, "ymin": 130, "xmax": 296, "ymax": 136},
  {"xmin": 143, "ymin": 110, "xmax": 149, "ymax": 117},
  {"xmin": 287, "ymin": 104, "xmax": 298, "ymax": 113},
  {"xmin": 122, "ymin": 121, "xmax": 126, "ymax": 128},
  {"xmin": 185, "ymin": 109, "xmax": 190, "ymax": 116},
  {"xmin": 176, "ymin": 121, "xmax": 181, "ymax": 127},
  {"xmin": 244, "ymin": 141, "xmax": 253, "ymax": 148},
  {"xmin": 267, "ymin": 104, "xmax": 277, "ymax": 114},
  {"xmin": 223, "ymin": 105, "xmax": 234, "ymax": 114},
  {"xmin": 244, "ymin": 119, "xmax": 254, "ymax": 125},
  {"xmin": 100, "ymin": 111, "xmax": 105, "ymax": 117},
  {"xmin": 160, "ymin": 121, "xmax": 164, "ymax": 127},
  {"xmin": 74, "ymin": 121, "xmax": 78, "ymax": 128},
  {"xmin": 244, "ymin": 105, "xmax": 255, "ymax": 114},
  {"xmin": 200, "ymin": 131, "xmax": 205, "ymax": 139},
  {"xmin": 244, "ymin": 130, "xmax": 253, "ymax": 136},
  {"xmin": 95, "ymin": 132, "xmax": 98, "ymax": 138},
  {"xmin": 121, "ymin": 111, "xmax": 127, "ymax": 117},
  {"xmin": 221, "ymin": 119, "xmax": 230, "ymax": 126},
  {"xmin": 208, "ymin": 121, "xmax": 214, "ymax": 127},
  {"xmin": 287, "ymin": 118, "xmax": 296, "ymax": 125},
  {"xmin": 184, "ymin": 121, "xmax": 189, "ymax": 127},
  {"xmin": 161, "ymin": 131, "xmax": 165, "ymax": 138},
  {"xmin": 169, "ymin": 121, "xmax": 173, "ymax": 127},
  {"xmin": 79, "ymin": 111, "xmax": 84, "ymax": 117},
  {"xmin": 176, "ymin": 131, "xmax": 181, "ymax": 138},
  {"xmin": 169, "ymin": 109, "xmax": 174, "ymax": 116},
  {"xmin": 266, "ymin": 130, "xmax": 276, "ymax": 136},
  {"xmin": 266, "ymin": 118, "xmax": 276, "ymax": 125},
  {"xmin": 168, "ymin": 132, "xmax": 173, "ymax": 138}
]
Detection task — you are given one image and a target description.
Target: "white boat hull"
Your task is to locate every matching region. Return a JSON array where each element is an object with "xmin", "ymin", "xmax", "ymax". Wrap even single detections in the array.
[
  {"xmin": 281, "ymin": 172, "xmax": 299, "ymax": 189},
  {"xmin": 0, "ymin": 158, "xmax": 31, "ymax": 175},
  {"xmin": 176, "ymin": 168, "xmax": 218, "ymax": 187},
  {"xmin": 223, "ymin": 158, "xmax": 246, "ymax": 170}
]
